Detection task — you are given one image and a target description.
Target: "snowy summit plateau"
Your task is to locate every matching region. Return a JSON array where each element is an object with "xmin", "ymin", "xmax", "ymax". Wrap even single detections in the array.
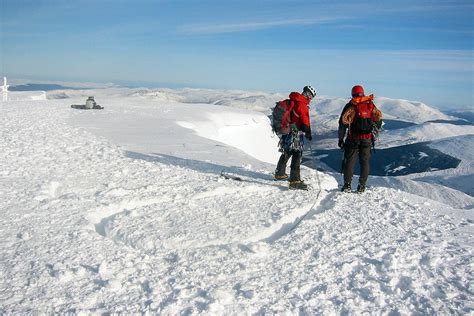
[{"xmin": 1, "ymin": 85, "xmax": 473, "ymax": 314}]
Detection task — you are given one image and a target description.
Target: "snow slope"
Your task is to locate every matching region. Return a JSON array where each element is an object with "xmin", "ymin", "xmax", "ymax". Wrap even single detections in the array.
[
  {"xmin": 1, "ymin": 91, "xmax": 473, "ymax": 314},
  {"xmin": 410, "ymin": 135, "xmax": 474, "ymax": 196},
  {"xmin": 379, "ymin": 122, "xmax": 474, "ymax": 149}
]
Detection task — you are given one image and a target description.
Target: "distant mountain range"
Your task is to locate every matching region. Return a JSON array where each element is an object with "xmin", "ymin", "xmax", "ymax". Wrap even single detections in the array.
[
  {"xmin": 9, "ymin": 83, "xmax": 84, "ymax": 91},
  {"xmin": 445, "ymin": 110, "xmax": 474, "ymax": 124}
]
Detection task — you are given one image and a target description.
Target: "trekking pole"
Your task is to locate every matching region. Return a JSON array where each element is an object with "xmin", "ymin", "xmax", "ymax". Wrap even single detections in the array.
[
  {"xmin": 340, "ymin": 147, "xmax": 345, "ymax": 174},
  {"xmin": 307, "ymin": 141, "xmax": 316, "ymax": 170},
  {"xmin": 307, "ymin": 141, "xmax": 322, "ymax": 193}
]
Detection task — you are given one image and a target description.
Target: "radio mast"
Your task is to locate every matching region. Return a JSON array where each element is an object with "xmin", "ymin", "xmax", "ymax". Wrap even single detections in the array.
[{"xmin": 1, "ymin": 77, "xmax": 9, "ymax": 102}]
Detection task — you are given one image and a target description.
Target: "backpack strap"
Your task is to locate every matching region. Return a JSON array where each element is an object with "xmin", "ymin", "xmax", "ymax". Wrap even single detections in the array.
[
  {"xmin": 288, "ymin": 99, "xmax": 294, "ymax": 110},
  {"xmin": 289, "ymin": 100, "xmax": 300, "ymax": 119}
]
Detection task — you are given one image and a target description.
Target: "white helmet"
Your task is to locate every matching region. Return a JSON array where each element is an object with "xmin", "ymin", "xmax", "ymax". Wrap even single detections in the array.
[{"xmin": 303, "ymin": 85, "xmax": 316, "ymax": 98}]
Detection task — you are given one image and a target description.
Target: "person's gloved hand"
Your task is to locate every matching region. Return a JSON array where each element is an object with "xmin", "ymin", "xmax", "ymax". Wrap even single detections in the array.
[
  {"xmin": 305, "ymin": 132, "xmax": 312, "ymax": 141},
  {"xmin": 338, "ymin": 138, "xmax": 344, "ymax": 148}
]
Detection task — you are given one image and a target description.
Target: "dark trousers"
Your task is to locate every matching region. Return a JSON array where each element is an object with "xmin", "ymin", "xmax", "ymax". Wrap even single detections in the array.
[
  {"xmin": 275, "ymin": 150, "xmax": 302, "ymax": 182},
  {"xmin": 343, "ymin": 140, "xmax": 372, "ymax": 186}
]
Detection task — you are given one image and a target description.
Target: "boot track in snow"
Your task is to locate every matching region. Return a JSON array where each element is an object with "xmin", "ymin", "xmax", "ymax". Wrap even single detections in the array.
[{"xmin": 221, "ymin": 168, "xmax": 326, "ymax": 242}]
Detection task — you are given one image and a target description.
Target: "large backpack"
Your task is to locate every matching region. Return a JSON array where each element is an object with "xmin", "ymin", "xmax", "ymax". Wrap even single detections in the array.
[
  {"xmin": 351, "ymin": 101, "xmax": 374, "ymax": 135},
  {"xmin": 271, "ymin": 99, "xmax": 295, "ymax": 135}
]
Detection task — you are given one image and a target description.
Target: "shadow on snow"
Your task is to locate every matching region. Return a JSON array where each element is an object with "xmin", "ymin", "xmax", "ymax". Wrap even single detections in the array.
[{"xmin": 124, "ymin": 151, "xmax": 286, "ymax": 190}]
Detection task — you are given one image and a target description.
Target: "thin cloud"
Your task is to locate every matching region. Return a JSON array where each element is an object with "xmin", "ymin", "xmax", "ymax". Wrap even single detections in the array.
[
  {"xmin": 341, "ymin": 1, "xmax": 473, "ymax": 14},
  {"xmin": 389, "ymin": 2, "xmax": 473, "ymax": 13},
  {"xmin": 335, "ymin": 23, "xmax": 473, "ymax": 35},
  {"xmin": 178, "ymin": 17, "xmax": 346, "ymax": 35}
]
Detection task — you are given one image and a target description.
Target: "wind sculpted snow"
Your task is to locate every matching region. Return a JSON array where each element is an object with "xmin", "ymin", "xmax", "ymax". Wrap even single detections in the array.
[{"xmin": 0, "ymin": 91, "xmax": 473, "ymax": 314}]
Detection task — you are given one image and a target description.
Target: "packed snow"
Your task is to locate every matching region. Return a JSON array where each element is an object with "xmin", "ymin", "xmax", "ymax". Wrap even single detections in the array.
[{"xmin": 1, "ymin": 87, "xmax": 473, "ymax": 314}]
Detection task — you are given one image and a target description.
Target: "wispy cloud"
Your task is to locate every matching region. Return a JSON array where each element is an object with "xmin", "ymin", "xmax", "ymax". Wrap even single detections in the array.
[
  {"xmin": 388, "ymin": 2, "xmax": 474, "ymax": 13},
  {"xmin": 178, "ymin": 16, "xmax": 346, "ymax": 35},
  {"xmin": 343, "ymin": 1, "xmax": 473, "ymax": 14},
  {"xmin": 335, "ymin": 23, "xmax": 474, "ymax": 35}
]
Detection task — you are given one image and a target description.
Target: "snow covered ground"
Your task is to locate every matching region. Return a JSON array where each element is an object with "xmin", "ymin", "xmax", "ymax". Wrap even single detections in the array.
[{"xmin": 1, "ymin": 88, "xmax": 473, "ymax": 314}]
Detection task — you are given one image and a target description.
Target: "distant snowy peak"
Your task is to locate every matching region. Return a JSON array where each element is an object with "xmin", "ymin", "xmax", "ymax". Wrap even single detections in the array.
[
  {"xmin": 313, "ymin": 97, "xmax": 348, "ymax": 115},
  {"xmin": 375, "ymin": 97, "xmax": 453, "ymax": 123},
  {"xmin": 128, "ymin": 89, "xmax": 186, "ymax": 103},
  {"xmin": 444, "ymin": 109, "xmax": 474, "ymax": 123},
  {"xmin": 314, "ymin": 96, "xmax": 454, "ymax": 123}
]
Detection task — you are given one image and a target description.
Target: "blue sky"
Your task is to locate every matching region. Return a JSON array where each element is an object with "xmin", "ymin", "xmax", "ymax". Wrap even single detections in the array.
[{"xmin": 1, "ymin": 0, "xmax": 472, "ymax": 109}]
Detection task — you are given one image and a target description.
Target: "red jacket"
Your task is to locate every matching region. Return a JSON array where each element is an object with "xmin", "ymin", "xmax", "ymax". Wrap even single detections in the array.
[{"xmin": 288, "ymin": 92, "xmax": 311, "ymax": 131}]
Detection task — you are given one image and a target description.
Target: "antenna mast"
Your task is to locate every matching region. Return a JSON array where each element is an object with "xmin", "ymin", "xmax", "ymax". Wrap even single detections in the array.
[{"xmin": 2, "ymin": 77, "xmax": 9, "ymax": 102}]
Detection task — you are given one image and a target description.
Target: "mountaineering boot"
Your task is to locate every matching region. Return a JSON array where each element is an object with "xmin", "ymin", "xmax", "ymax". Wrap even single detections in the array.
[
  {"xmin": 289, "ymin": 180, "xmax": 308, "ymax": 190},
  {"xmin": 357, "ymin": 184, "xmax": 366, "ymax": 193},
  {"xmin": 341, "ymin": 182, "xmax": 351, "ymax": 193},
  {"xmin": 274, "ymin": 174, "xmax": 289, "ymax": 181}
]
